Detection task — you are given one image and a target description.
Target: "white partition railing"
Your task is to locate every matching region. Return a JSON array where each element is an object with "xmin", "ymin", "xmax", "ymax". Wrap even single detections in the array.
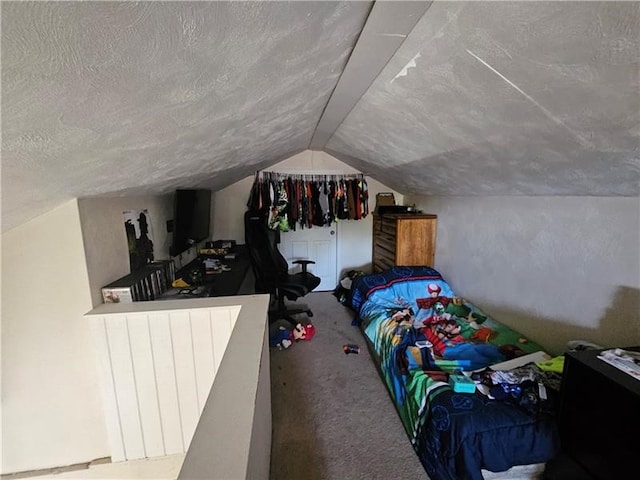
[
  {"xmin": 85, "ymin": 295, "xmax": 269, "ymax": 473},
  {"xmin": 178, "ymin": 294, "xmax": 272, "ymax": 480}
]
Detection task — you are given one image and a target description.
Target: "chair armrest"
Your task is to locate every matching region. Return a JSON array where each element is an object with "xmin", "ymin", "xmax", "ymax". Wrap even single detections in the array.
[{"xmin": 293, "ymin": 259, "xmax": 315, "ymax": 273}]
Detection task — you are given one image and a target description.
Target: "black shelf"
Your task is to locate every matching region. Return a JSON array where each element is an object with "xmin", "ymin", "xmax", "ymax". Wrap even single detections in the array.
[
  {"xmin": 101, "ymin": 260, "xmax": 176, "ymax": 303},
  {"xmin": 556, "ymin": 347, "xmax": 640, "ymax": 480}
]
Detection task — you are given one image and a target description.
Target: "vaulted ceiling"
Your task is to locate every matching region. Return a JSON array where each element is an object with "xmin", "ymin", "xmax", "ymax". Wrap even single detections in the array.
[{"xmin": 2, "ymin": 1, "xmax": 639, "ymax": 232}]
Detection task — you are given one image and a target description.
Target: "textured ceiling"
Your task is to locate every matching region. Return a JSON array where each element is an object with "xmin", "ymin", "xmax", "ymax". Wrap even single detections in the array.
[
  {"xmin": 2, "ymin": 1, "xmax": 639, "ymax": 233},
  {"xmin": 327, "ymin": 1, "xmax": 640, "ymax": 196},
  {"xmin": 1, "ymin": 1, "xmax": 371, "ymax": 231}
]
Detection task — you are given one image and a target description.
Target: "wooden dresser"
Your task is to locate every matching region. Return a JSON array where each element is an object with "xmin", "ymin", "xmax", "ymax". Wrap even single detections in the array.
[{"xmin": 372, "ymin": 213, "xmax": 437, "ymax": 272}]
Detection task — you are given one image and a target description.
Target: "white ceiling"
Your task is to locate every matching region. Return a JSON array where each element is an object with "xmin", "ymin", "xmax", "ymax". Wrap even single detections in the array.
[{"xmin": 2, "ymin": 1, "xmax": 639, "ymax": 232}]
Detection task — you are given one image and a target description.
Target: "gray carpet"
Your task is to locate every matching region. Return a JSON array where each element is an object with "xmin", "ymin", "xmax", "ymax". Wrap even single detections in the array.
[{"xmin": 269, "ymin": 292, "xmax": 430, "ymax": 480}]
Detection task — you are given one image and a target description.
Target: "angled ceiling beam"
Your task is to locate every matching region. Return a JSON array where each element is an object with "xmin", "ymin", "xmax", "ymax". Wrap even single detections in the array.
[{"xmin": 309, "ymin": 0, "xmax": 432, "ymax": 150}]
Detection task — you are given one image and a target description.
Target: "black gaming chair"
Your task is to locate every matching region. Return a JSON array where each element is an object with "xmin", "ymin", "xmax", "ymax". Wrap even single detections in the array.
[{"xmin": 244, "ymin": 209, "xmax": 321, "ymax": 326}]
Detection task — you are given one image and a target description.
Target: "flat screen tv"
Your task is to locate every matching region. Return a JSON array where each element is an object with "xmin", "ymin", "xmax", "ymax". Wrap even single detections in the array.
[{"xmin": 170, "ymin": 188, "xmax": 212, "ymax": 257}]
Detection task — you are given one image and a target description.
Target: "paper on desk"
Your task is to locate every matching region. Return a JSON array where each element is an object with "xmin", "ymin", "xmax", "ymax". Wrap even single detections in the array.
[{"xmin": 597, "ymin": 348, "xmax": 640, "ymax": 381}]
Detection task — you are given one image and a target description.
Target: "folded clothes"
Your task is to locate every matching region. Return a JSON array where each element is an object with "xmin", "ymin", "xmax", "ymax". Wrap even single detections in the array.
[{"xmin": 536, "ymin": 355, "xmax": 565, "ymax": 373}]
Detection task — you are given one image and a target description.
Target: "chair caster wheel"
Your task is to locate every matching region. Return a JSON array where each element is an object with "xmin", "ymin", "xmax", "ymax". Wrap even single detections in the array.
[{"xmin": 307, "ymin": 311, "xmax": 314, "ymax": 317}]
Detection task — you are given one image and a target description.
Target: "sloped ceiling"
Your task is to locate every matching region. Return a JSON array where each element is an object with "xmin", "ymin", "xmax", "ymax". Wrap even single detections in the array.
[
  {"xmin": 2, "ymin": 1, "xmax": 639, "ymax": 233},
  {"xmin": 326, "ymin": 1, "xmax": 640, "ymax": 196}
]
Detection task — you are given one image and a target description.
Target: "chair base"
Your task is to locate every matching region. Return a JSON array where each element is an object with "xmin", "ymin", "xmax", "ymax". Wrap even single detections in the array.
[{"xmin": 268, "ymin": 296, "xmax": 313, "ymax": 327}]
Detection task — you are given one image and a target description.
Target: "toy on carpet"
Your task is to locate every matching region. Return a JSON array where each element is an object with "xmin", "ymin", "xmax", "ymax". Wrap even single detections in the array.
[
  {"xmin": 343, "ymin": 344, "xmax": 360, "ymax": 354},
  {"xmin": 270, "ymin": 322, "xmax": 316, "ymax": 350}
]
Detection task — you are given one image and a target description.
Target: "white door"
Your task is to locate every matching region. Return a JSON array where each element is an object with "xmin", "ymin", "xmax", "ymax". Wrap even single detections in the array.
[{"xmin": 279, "ymin": 225, "xmax": 337, "ymax": 291}]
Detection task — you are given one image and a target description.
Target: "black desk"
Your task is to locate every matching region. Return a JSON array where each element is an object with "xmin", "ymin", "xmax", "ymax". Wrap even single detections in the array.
[{"xmin": 160, "ymin": 246, "xmax": 252, "ymax": 299}]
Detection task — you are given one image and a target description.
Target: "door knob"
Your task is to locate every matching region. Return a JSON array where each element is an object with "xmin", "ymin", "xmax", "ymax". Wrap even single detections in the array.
[{"xmin": 330, "ymin": 230, "xmax": 335, "ymax": 235}]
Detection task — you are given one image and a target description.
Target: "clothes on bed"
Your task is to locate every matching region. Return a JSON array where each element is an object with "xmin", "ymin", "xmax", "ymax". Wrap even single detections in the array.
[
  {"xmin": 471, "ymin": 363, "xmax": 561, "ymax": 418},
  {"xmin": 439, "ymin": 343, "xmax": 506, "ymax": 371}
]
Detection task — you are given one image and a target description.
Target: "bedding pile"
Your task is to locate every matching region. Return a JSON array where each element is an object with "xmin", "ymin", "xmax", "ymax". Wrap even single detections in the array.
[{"xmin": 350, "ymin": 266, "xmax": 560, "ymax": 480}]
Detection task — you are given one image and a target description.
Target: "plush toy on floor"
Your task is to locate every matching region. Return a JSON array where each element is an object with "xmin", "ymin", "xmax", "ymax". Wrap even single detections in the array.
[{"xmin": 270, "ymin": 322, "xmax": 316, "ymax": 350}]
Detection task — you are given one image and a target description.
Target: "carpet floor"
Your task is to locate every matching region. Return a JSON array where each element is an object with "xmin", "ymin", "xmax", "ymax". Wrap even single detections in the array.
[{"xmin": 269, "ymin": 291, "xmax": 430, "ymax": 480}]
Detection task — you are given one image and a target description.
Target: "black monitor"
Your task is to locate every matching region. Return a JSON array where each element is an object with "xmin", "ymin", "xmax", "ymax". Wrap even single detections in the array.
[{"xmin": 170, "ymin": 189, "xmax": 211, "ymax": 257}]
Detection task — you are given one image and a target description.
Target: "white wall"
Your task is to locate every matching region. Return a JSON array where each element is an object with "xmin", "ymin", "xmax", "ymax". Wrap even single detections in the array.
[
  {"xmin": 211, "ymin": 176, "xmax": 255, "ymax": 244},
  {"xmin": 1, "ymin": 193, "xmax": 212, "ymax": 474},
  {"xmin": 212, "ymin": 150, "xmax": 403, "ymax": 275},
  {"xmin": 1, "ymin": 200, "xmax": 109, "ymax": 473},
  {"xmin": 406, "ymin": 195, "xmax": 640, "ymax": 355}
]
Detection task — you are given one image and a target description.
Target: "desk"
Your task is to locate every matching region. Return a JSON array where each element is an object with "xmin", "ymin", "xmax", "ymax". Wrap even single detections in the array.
[{"xmin": 160, "ymin": 245, "xmax": 252, "ymax": 299}]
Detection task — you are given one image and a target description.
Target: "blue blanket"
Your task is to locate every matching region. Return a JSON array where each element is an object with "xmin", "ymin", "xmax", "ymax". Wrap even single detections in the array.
[{"xmin": 351, "ymin": 266, "xmax": 559, "ymax": 480}]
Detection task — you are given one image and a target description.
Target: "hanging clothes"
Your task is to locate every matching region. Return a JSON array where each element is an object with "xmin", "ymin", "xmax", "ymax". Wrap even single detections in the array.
[
  {"xmin": 319, "ymin": 180, "xmax": 330, "ymax": 226},
  {"xmin": 267, "ymin": 180, "xmax": 289, "ymax": 231},
  {"xmin": 336, "ymin": 179, "xmax": 348, "ymax": 220},
  {"xmin": 328, "ymin": 180, "xmax": 336, "ymax": 225},
  {"xmin": 247, "ymin": 171, "xmax": 369, "ymax": 231}
]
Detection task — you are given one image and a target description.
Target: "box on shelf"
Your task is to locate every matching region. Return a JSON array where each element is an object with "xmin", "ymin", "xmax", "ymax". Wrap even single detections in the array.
[
  {"xmin": 101, "ymin": 259, "xmax": 175, "ymax": 303},
  {"xmin": 102, "ymin": 287, "xmax": 134, "ymax": 304},
  {"xmin": 373, "ymin": 192, "xmax": 395, "ymax": 214}
]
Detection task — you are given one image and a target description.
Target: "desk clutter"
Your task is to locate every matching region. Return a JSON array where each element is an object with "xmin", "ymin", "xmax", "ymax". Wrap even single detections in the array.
[
  {"xmin": 172, "ymin": 255, "xmax": 233, "ymax": 288},
  {"xmin": 101, "ymin": 243, "xmax": 250, "ymax": 303},
  {"xmin": 199, "ymin": 248, "xmax": 237, "ymax": 260},
  {"xmin": 161, "ymin": 242, "xmax": 251, "ymax": 299},
  {"xmin": 204, "ymin": 258, "xmax": 231, "ymax": 274},
  {"xmin": 199, "ymin": 239, "xmax": 238, "ymax": 260}
]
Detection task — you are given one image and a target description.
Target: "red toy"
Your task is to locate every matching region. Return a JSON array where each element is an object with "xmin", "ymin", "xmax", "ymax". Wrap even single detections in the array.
[{"xmin": 270, "ymin": 322, "xmax": 316, "ymax": 350}]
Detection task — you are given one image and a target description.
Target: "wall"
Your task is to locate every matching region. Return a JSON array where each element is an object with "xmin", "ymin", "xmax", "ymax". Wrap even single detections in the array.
[
  {"xmin": 406, "ymin": 195, "xmax": 640, "ymax": 355},
  {"xmin": 1, "ymin": 192, "xmax": 214, "ymax": 474},
  {"xmin": 78, "ymin": 195, "xmax": 174, "ymax": 308},
  {"xmin": 1, "ymin": 200, "xmax": 109, "ymax": 473},
  {"xmin": 212, "ymin": 150, "xmax": 403, "ymax": 275}
]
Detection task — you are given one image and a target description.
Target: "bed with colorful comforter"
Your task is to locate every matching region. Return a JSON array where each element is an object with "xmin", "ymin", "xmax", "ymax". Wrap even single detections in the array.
[{"xmin": 350, "ymin": 266, "xmax": 560, "ymax": 480}]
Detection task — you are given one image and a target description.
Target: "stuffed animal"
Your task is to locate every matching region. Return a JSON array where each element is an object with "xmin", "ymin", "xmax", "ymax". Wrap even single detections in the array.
[
  {"xmin": 270, "ymin": 322, "xmax": 316, "ymax": 350},
  {"xmin": 471, "ymin": 326, "xmax": 497, "ymax": 343}
]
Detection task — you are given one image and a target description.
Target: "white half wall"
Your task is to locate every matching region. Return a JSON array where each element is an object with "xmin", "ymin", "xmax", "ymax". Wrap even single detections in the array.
[
  {"xmin": 1, "ymin": 200, "xmax": 109, "ymax": 473},
  {"xmin": 85, "ymin": 300, "xmax": 242, "ymax": 462},
  {"xmin": 178, "ymin": 295, "xmax": 271, "ymax": 480},
  {"xmin": 211, "ymin": 150, "xmax": 404, "ymax": 276},
  {"xmin": 406, "ymin": 195, "xmax": 640, "ymax": 355}
]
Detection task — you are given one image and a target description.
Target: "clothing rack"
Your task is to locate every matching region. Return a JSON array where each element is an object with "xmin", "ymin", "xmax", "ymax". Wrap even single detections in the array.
[
  {"xmin": 247, "ymin": 170, "xmax": 369, "ymax": 231},
  {"xmin": 259, "ymin": 170, "xmax": 366, "ymax": 183}
]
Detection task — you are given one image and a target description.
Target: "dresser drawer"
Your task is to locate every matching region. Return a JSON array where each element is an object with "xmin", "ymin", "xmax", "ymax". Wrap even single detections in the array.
[
  {"xmin": 375, "ymin": 235, "xmax": 395, "ymax": 253},
  {"xmin": 372, "ymin": 213, "xmax": 437, "ymax": 272}
]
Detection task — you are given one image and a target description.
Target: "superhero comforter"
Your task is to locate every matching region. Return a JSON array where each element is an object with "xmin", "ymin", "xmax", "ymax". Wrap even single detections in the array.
[{"xmin": 351, "ymin": 266, "xmax": 559, "ymax": 480}]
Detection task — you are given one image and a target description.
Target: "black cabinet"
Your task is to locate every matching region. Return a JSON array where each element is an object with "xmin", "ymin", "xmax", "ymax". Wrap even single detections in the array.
[{"xmin": 558, "ymin": 347, "xmax": 640, "ymax": 479}]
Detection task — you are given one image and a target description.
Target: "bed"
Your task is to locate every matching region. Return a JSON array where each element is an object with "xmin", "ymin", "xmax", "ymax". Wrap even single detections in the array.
[{"xmin": 349, "ymin": 266, "xmax": 560, "ymax": 480}]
